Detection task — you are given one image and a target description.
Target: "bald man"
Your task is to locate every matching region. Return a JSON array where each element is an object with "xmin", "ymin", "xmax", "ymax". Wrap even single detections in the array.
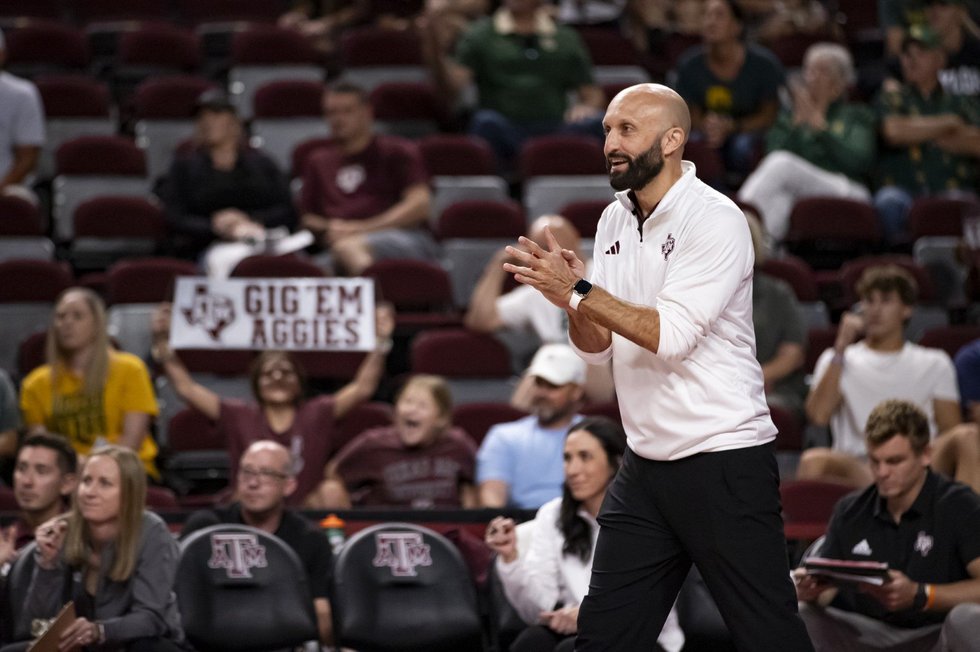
[
  {"xmin": 182, "ymin": 440, "xmax": 334, "ymax": 645},
  {"xmin": 503, "ymin": 84, "xmax": 814, "ymax": 650}
]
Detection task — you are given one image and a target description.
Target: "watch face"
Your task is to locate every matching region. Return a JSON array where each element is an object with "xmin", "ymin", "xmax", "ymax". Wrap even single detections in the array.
[{"xmin": 574, "ymin": 279, "xmax": 592, "ymax": 296}]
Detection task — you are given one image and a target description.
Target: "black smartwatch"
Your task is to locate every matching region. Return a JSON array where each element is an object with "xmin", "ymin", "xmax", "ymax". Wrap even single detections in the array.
[{"xmin": 569, "ymin": 279, "xmax": 593, "ymax": 311}]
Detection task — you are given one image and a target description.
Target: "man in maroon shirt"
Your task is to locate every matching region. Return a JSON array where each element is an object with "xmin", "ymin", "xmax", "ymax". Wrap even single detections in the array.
[{"xmin": 300, "ymin": 81, "xmax": 437, "ymax": 275}]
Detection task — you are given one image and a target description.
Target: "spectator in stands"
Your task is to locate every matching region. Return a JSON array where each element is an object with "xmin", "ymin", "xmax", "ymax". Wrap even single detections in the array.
[
  {"xmin": 873, "ymin": 24, "xmax": 980, "ymax": 245},
  {"xmin": 416, "ymin": 0, "xmax": 492, "ymax": 61},
  {"xmin": 278, "ymin": 0, "xmax": 367, "ymax": 59},
  {"xmin": 940, "ymin": 338, "xmax": 980, "ymax": 493},
  {"xmin": 0, "ymin": 29, "xmax": 44, "ymax": 206},
  {"xmin": 6, "ymin": 446, "xmax": 185, "ymax": 650},
  {"xmin": 464, "ymin": 214, "xmax": 614, "ymax": 406},
  {"xmin": 673, "ymin": 0, "xmax": 785, "ymax": 184},
  {"xmin": 794, "ymin": 399, "xmax": 980, "ymax": 651},
  {"xmin": 150, "ymin": 301, "xmax": 394, "ymax": 507},
  {"xmin": 314, "ymin": 374, "xmax": 477, "ymax": 508},
  {"xmin": 0, "ymin": 369, "xmax": 19, "ymax": 463},
  {"xmin": 465, "ymin": 215, "xmax": 581, "ymax": 348},
  {"xmin": 20, "ymin": 288, "xmax": 161, "ymax": 482},
  {"xmin": 299, "ymin": 81, "xmax": 437, "ymax": 276},
  {"xmin": 954, "ymin": 337, "xmax": 980, "ymax": 424},
  {"xmin": 740, "ymin": 0, "xmax": 837, "ymax": 44},
  {"xmin": 801, "ymin": 265, "xmax": 964, "ymax": 489},
  {"xmin": 182, "ymin": 440, "xmax": 334, "ymax": 645},
  {"xmin": 156, "ymin": 89, "xmax": 297, "ymax": 267},
  {"xmin": 623, "ymin": 0, "xmax": 705, "ymax": 51},
  {"xmin": 745, "ymin": 210, "xmax": 807, "ymax": 416},
  {"xmin": 0, "ymin": 434, "xmax": 77, "ymax": 568},
  {"xmin": 425, "ymin": 0, "xmax": 606, "ymax": 170},
  {"xmin": 925, "ymin": 0, "xmax": 980, "ymax": 98},
  {"xmin": 879, "ymin": 0, "xmax": 928, "ymax": 58},
  {"xmin": 737, "ymin": 42, "xmax": 876, "ymax": 241},
  {"xmin": 477, "ymin": 343, "xmax": 585, "ymax": 509},
  {"xmin": 486, "ymin": 416, "xmax": 685, "ymax": 652}
]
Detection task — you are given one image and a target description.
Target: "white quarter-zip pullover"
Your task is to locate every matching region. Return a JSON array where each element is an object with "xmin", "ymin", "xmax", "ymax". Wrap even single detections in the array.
[{"xmin": 571, "ymin": 161, "xmax": 776, "ymax": 459}]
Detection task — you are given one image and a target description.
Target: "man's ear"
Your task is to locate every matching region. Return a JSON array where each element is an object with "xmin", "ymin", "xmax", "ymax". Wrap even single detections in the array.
[
  {"xmin": 283, "ymin": 475, "xmax": 298, "ymax": 499},
  {"xmin": 920, "ymin": 443, "xmax": 932, "ymax": 469},
  {"xmin": 662, "ymin": 127, "xmax": 685, "ymax": 157},
  {"xmin": 902, "ymin": 303, "xmax": 914, "ymax": 322}
]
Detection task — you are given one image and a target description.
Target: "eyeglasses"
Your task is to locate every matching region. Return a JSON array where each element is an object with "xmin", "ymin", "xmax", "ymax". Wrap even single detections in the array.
[{"xmin": 238, "ymin": 466, "xmax": 289, "ymax": 483}]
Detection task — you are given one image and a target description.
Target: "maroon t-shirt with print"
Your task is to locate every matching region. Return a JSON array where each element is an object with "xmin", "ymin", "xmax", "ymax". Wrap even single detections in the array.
[
  {"xmin": 299, "ymin": 135, "xmax": 430, "ymax": 221},
  {"xmin": 219, "ymin": 395, "xmax": 336, "ymax": 506},
  {"xmin": 331, "ymin": 425, "xmax": 477, "ymax": 508}
]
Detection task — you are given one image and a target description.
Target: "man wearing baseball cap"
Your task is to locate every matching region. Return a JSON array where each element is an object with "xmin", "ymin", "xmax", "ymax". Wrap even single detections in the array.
[
  {"xmin": 477, "ymin": 343, "xmax": 586, "ymax": 509},
  {"xmin": 873, "ymin": 22, "xmax": 980, "ymax": 245}
]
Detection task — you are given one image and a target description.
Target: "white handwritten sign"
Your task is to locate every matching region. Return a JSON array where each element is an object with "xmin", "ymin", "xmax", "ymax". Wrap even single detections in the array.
[{"xmin": 170, "ymin": 277, "xmax": 376, "ymax": 351}]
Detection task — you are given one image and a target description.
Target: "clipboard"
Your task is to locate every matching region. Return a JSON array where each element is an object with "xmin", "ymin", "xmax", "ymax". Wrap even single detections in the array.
[{"xmin": 28, "ymin": 601, "xmax": 75, "ymax": 652}]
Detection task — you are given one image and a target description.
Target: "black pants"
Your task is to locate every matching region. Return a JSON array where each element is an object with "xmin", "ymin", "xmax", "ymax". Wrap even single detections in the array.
[{"xmin": 576, "ymin": 443, "xmax": 814, "ymax": 652}]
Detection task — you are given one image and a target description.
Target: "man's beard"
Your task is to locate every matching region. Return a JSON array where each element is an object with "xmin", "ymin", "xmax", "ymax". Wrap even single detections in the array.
[
  {"xmin": 532, "ymin": 401, "xmax": 570, "ymax": 427},
  {"xmin": 607, "ymin": 140, "xmax": 665, "ymax": 191}
]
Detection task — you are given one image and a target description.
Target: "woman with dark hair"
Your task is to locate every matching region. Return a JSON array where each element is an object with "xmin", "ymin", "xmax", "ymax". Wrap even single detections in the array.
[
  {"xmin": 485, "ymin": 417, "xmax": 684, "ymax": 652},
  {"xmin": 5, "ymin": 446, "xmax": 185, "ymax": 651},
  {"xmin": 20, "ymin": 288, "xmax": 161, "ymax": 480},
  {"xmin": 151, "ymin": 302, "xmax": 394, "ymax": 506}
]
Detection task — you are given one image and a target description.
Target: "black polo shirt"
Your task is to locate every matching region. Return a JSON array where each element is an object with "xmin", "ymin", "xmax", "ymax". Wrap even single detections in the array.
[
  {"xmin": 820, "ymin": 470, "xmax": 980, "ymax": 628},
  {"xmin": 182, "ymin": 503, "xmax": 333, "ymax": 599}
]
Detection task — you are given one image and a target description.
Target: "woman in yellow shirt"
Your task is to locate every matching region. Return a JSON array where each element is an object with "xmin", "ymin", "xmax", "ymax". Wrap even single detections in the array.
[{"xmin": 20, "ymin": 288, "xmax": 160, "ymax": 479}]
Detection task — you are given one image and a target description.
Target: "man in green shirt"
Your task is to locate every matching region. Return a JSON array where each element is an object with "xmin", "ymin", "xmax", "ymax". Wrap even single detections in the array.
[
  {"xmin": 873, "ymin": 24, "xmax": 980, "ymax": 244},
  {"xmin": 737, "ymin": 42, "xmax": 877, "ymax": 241},
  {"xmin": 427, "ymin": 0, "xmax": 605, "ymax": 169}
]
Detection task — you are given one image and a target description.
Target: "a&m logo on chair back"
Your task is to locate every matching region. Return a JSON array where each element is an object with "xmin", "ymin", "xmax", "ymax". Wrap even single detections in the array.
[
  {"xmin": 372, "ymin": 532, "xmax": 432, "ymax": 577},
  {"xmin": 208, "ymin": 532, "xmax": 268, "ymax": 578}
]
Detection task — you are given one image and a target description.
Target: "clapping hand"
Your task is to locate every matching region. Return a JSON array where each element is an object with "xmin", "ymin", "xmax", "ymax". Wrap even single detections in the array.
[
  {"xmin": 34, "ymin": 515, "xmax": 69, "ymax": 570},
  {"xmin": 485, "ymin": 516, "xmax": 518, "ymax": 564},
  {"xmin": 0, "ymin": 523, "xmax": 18, "ymax": 566},
  {"xmin": 503, "ymin": 228, "xmax": 585, "ymax": 309}
]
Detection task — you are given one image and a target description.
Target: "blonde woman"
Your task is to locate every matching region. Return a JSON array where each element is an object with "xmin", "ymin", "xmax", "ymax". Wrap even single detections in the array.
[
  {"xmin": 20, "ymin": 288, "xmax": 160, "ymax": 480},
  {"xmin": 13, "ymin": 446, "xmax": 185, "ymax": 651}
]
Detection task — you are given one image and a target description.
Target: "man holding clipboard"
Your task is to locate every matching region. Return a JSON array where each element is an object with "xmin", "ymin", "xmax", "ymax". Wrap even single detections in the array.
[{"xmin": 794, "ymin": 399, "xmax": 980, "ymax": 650}]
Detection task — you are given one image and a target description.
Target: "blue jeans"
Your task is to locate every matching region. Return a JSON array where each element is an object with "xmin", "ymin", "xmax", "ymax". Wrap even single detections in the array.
[{"xmin": 873, "ymin": 185, "xmax": 914, "ymax": 244}]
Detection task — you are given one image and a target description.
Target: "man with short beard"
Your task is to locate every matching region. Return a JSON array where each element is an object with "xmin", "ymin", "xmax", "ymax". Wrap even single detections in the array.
[
  {"xmin": 476, "ymin": 343, "xmax": 585, "ymax": 509},
  {"xmin": 502, "ymin": 83, "xmax": 814, "ymax": 650}
]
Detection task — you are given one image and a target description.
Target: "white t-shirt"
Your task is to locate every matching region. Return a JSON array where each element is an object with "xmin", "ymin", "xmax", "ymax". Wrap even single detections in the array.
[
  {"xmin": 571, "ymin": 161, "xmax": 776, "ymax": 460},
  {"xmin": 496, "ymin": 260, "xmax": 595, "ymax": 343},
  {"xmin": 0, "ymin": 71, "xmax": 45, "ymax": 179},
  {"xmin": 812, "ymin": 341, "xmax": 959, "ymax": 457}
]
